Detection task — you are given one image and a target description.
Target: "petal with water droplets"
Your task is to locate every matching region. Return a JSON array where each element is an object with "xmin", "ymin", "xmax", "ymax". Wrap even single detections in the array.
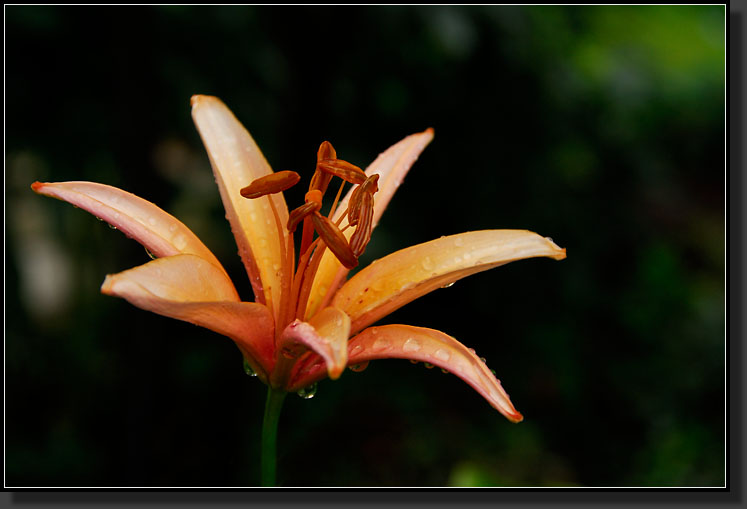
[
  {"xmin": 191, "ymin": 95, "xmax": 289, "ymax": 312},
  {"xmin": 305, "ymin": 128, "xmax": 435, "ymax": 318},
  {"xmin": 333, "ymin": 230, "xmax": 566, "ymax": 335},
  {"xmin": 101, "ymin": 254, "xmax": 274, "ymax": 377},
  {"xmin": 31, "ymin": 181, "xmax": 225, "ymax": 274},
  {"xmin": 290, "ymin": 324, "xmax": 523, "ymax": 423},
  {"xmin": 280, "ymin": 307, "xmax": 350, "ymax": 380}
]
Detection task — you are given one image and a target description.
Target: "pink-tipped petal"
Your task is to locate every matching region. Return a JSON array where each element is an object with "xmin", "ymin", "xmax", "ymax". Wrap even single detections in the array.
[
  {"xmin": 305, "ymin": 129, "xmax": 435, "ymax": 319},
  {"xmin": 290, "ymin": 324, "xmax": 523, "ymax": 423},
  {"xmin": 191, "ymin": 95, "xmax": 289, "ymax": 312},
  {"xmin": 279, "ymin": 307, "xmax": 350, "ymax": 380},
  {"xmin": 101, "ymin": 254, "xmax": 275, "ymax": 376},
  {"xmin": 333, "ymin": 230, "xmax": 566, "ymax": 335},
  {"xmin": 31, "ymin": 181, "xmax": 225, "ymax": 274}
]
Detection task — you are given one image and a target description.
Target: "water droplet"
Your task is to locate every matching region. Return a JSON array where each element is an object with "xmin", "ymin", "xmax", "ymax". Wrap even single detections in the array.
[
  {"xmin": 480, "ymin": 357, "xmax": 487, "ymax": 364},
  {"xmin": 421, "ymin": 257, "xmax": 434, "ymax": 271},
  {"xmin": 349, "ymin": 361, "xmax": 369, "ymax": 372},
  {"xmin": 454, "ymin": 237, "xmax": 464, "ymax": 247},
  {"xmin": 468, "ymin": 348, "xmax": 476, "ymax": 355},
  {"xmin": 441, "ymin": 368, "xmax": 450, "ymax": 374},
  {"xmin": 545, "ymin": 237, "xmax": 553, "ymax": 243},
  {"xmin": 144, "ymin": 247, "xmax": 156, "ymax": 259},
  {"xmin": 108, "ymin": 224, "xmax": 118, "ymax": 230},
  {"xmin": 351, "ymin": 344, "xmax": 363, "ymax": 356},
  {"xmin": 424, "ymin": 362, "xmax": 434, "ymax": 369},
  {"xmin": 148, "ymin": 217, "xmax": 157, "ymax": 226},
  {"xmin": 490, "ymin": 369, "xmax": 497, "ymax": 376},
  {"xmin": 403, "ymin": 337, "xmax": 422, "ymax": 352},
  {"xmin": 243, "ymin": 358, "xmax": 257, "ymax": 377},
  {"xmin": 434, "ymin": 349, "xmax": 451, "ymax": 362},
  {"xmin": 372, "ymin": 337, "xmax": 389, "ymax": 350},
  {"xmin": 441, "ymin": 281, "xmax": 455, "ymax": 289},
  {"xmin": 297, "ymin": 382, "xmax": 317, "ymax": 399},
  {"xmin": 409, "ymin": 359, "xmax": 419, "ymax": 365}
]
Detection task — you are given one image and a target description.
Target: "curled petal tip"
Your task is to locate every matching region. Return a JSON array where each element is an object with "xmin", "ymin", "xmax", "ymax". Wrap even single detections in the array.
[
  {"xmin": 30, "ymin": 181, "xmax": 43, "ymax": 192},
  {"xmin": 190, "ymin": 94, "xmax": 220, "ymax": 109},
  {"xmin": 100, "ymin": 275, "xmax": 114, "ymax": 294}
]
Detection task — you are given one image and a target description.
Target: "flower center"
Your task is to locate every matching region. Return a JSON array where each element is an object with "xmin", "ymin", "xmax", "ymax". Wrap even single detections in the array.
[{"xmin": 240, "ymin": 141, "xmax": 379, "ymax": 332}]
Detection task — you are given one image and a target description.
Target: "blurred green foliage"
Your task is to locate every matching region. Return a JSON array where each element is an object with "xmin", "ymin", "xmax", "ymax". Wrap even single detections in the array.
[{"xmin": 6, "ymin": 6, "xmax": 725, "ymax": 487}]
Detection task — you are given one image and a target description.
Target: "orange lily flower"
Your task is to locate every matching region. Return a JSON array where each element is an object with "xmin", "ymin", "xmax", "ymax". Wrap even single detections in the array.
[{"xmin": 31, "ymin": 95, "xmax": 566, "ymax": 426}]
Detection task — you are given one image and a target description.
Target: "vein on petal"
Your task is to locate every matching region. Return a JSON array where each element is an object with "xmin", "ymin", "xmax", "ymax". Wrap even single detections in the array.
[{"xmin": 332, "ymin": 230, "xmax": 567, "ymax": 335}]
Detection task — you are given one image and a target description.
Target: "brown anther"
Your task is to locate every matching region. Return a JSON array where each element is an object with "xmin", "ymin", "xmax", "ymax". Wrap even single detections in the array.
[
  {"xmin": 310, "ymin": 141, "xmax": 337, "ymax": 193},
  {"xmin": 317, "ymin": 159, "xmax": 367, "ymax": 185},
  {"xmin": 287, "ymin": 201, "xmax": 320, "ymax": 233},
  {"xmin": 240, "ymin": 171, "xmax": 301, "ymax": 199},
  {"xmin": 317, "ymin": 141, "xmax": 337, "ymax": 162},
  {"xmin": 349, "ymin": 174, "xmax": 380, "ymax": 226},
  {"xmin": 311, "ymin": 211, "xmax": 358, "ymax": 269},
  {"xmin": 350, "ymin": 191, "xmax": 374, "ymax": 257}
]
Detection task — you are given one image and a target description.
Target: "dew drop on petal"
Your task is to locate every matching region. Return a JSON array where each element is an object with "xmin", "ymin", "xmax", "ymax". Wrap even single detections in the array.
[
  {"xmin": 403, "ymin": 337, "xmax": 422, "ymax": 352},
  {"xmin": 434, "ymin": 349, "xmax": 451, "ymax": 362},
  {"xmin": 372, "ymin": 337, "xmax": 389, "ymax": 350},
  {"xmin": 148, "ymin": 217, "xmax": 157, "ymax": 226},
  {"xmin": 350, "ymin": 344, "xmax": 363, "ymax": 356},
  {"xmin": 243, "ymin": 358, "xmax": 257, "ymax": 377},
  {"xmin": 108, "ymin": 224, "xmax": 118, "ymax": 230},
  {"xmin": 454, "ymin": 237, "xmax": 464, "ymax": 247},
  {"xmin": 144, "ymin": 246, "xmax": 156, "ymax": 259},
  {"xmin": 424, "ymin": 362, "xmax": 434, "ymax": 369},
  {"xmin": 441, "ymin": 368, "xmax": 450, "ymax": 374},
  {"xmin": 349, "ymin": 361, "xmax": 369, "ymax": 372},
  {"xmin": 441, "ymin": 281, "xmax": 455, "ymax": 289},
  {"xmin": 421, "ymin": 256, "xmax": 434, "ymax": 271},
  {"xmin": 297, "ymin": 382, "xmax": 318, "ymax": 399},
  {"xmin": 410, "ymin": 359, "xmax": 419, "ymax": 364}
]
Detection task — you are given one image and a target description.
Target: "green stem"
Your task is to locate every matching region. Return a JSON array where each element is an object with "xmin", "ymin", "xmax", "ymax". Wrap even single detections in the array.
[{"xmin": 260, "ymin": 386, "xmax": 287, "ymax": 487}]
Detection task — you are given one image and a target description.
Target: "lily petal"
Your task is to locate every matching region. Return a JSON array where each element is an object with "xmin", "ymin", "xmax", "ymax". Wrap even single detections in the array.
[
  {"xmin": 280, "ymin": 307, "xmax": 350, "ymax": 380},
  {"xmin": 101, "ymin": 254, "xmax": 275, "ymax": 376},
  {"xmin": 30, "ymin": 181, "xmax": 225, "ymax": 274},
  {"xmin": 333, "ymin": 230, "xmax": 566, "ymax": 335},
  {"xmin": 290, "ymin": 324, "xmax": 523, "ymax": 423},
  {"xmin": 305, "ymin": 128, "xmax": 435, "ymax": 318},
  {"xmin": 191, "ymin": 95, "xmax": 289, "ymax": 313}
]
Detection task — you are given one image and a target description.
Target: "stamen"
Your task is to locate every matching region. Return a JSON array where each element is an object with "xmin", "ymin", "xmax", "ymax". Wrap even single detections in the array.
[
  {"xmin": 350, "ymin": 191, "xmax": 374, "ymax": 257},
  {"xmin": 287, "ymin": 201, "xmax": 320, "ymax": 233},
  {"xmin": 309, "ymin": 142, "xmax": 337, "ymax": 194},
  {"xmin": 310, "ymin": 211, "xmax": 358, "ymax": 269},
  {"xmin": 240, "ymin": 170, "xmax": 300, "ymax": 199},
  {"xmin": 349, "ymin": 174, "xmax": 379, "ymax": 227},
  {"xmin": 317, "ymin": 159, "xmax": 366, "ymax": 185}
]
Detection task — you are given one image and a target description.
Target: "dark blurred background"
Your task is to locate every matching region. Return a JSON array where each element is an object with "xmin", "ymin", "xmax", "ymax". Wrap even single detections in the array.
[{"xmin": 6, "ymin": 6, "xmax": 725, "ymax": 487}]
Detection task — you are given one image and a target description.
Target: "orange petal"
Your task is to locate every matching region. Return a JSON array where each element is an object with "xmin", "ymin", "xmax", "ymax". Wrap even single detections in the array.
[
  {"xmin": 31, "ymin": 181, "xmax": 225, "ymax": 274},
  {"xmin": 101, "ymin": 254, "xmax": 275, "ymax": 377},
  {"xmin": 279, "ymin": 307, "xmax": 350, "ymax": 380},
  {"xmin": 290, "ymin": 324, "xmax": 523, "ymax": 423},
  {"xmin": 191, "ymin": 95, "xmax": 289, "ymax": 312},
  {"xmin": 332, "ymin": 230, "xmax": 566, "ymax": 335},
  {"xmin": 305, "ymin": 129, "xmax": 435, "ymax": 318}
]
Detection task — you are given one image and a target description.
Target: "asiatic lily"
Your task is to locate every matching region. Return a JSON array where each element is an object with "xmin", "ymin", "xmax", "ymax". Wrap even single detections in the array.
[{"xmin": 32, "ymin": 95, "xmax": 566, "ymax": 485}]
